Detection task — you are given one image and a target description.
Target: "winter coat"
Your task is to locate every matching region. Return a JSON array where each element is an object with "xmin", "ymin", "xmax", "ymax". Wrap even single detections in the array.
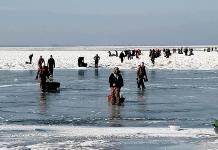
[
  {"xmin": 109, "ymin": 73, "xmax": 124, "ymax": 88},
  {"xmin": 137, "ymin": 66, "xmax": 147, "ymax": 79}
]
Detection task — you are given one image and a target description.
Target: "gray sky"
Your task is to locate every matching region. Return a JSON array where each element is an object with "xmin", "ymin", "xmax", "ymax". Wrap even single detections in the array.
[{"xmin": 0, "ymin": 0, "xmax": 218, "ymax": 46}]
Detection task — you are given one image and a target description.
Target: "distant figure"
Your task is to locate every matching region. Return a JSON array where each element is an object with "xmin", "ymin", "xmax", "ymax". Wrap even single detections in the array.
[
  {"xmin": 124, "ymin": 50, "xmax": 129, "ymax": 57},
  {"xmin": 165, "ymin": 49, "xmax": 171, "ymax": 58},
  {"xmin": 47, "ymin": 55, "xmax": 55, "ymax": 75},
  {"xmin": 29, "ymin": 53, "xmax": 33, "ymax": 64},
  {"xmin": 109, "ymin": 67, "xmax": 124, "ymax": 105},
  {"xmin": 132, "ymin": 50, "xmax": 136, "ymax": 57},
  {"xmin": 94, "ymin": 54, "xmax": 100, "ymax": 68},
  {"xmin": 137, "ymin": 62, "xmax": 148, "ymax": 89},
  {"xmin": 115, "ymin": 50, "xmax": 118, "ymax": 57},
  {"xmin": 108, "ymin": 51, "xmax": 112, "ymax": 56},
  {"xmin": 189, "ymin": 49, "xmax": 194, "ymax": 56},
  {"xmin": 149, "ymin": 49, "xmax": 156, "ymax": 65},
  {"xmin": 184, "ymin": 48, "xmax": 188, "ymax": 56},
  {"xmin": 119, "ymin": 51, "xmax": 125, "ymax": 63},
  {"xmin": 108, "ymin": 51, "xmax": 118, "ymax": 57},
  {"xmin": 135, "ymin": 49, "xmax": 140, "ymax": 58},
  {"xmin": 127, "ymin": 50, "xmax": 132, "ymax": 60},
  {"xmin": 38, "ymin": 56, "xmax": 45, "ymax": 68}
]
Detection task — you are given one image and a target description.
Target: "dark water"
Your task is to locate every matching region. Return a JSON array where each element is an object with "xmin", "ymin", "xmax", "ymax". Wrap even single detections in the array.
[{"xmin": 1, "ymin": 69, "xmax": 218, "ymax": 128}]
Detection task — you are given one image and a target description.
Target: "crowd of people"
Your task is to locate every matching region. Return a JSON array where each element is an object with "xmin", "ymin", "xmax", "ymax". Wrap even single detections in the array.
[
  {"xmin": 33, "ymin": 53, "xmax": 101, "ymax": 92},
  {"xmin": 107, "ymin": 47, "xmax": 197, "ymax": 105},
  {"xmin": 30, "ymin": 47, "xmax": 198, "ymax": 105},
  {"xmin": 204, "ymin": 47, "xmax": 217, "ymax": 52}
]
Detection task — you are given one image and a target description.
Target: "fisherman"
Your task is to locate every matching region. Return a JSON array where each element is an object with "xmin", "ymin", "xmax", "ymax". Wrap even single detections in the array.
[
  {"xmin": 47, "ymin": 55, "xmax": 55, "ymax": 76},
  {"xmin": 29, "ymin": 53, "xmax": 33, "ymax": 64},
  {"xmin": 109, "ymin": 67, "xmax": 124, "ymax": 105},
  {"xmin": 136, "ymin": 62, "xmax": 148, "ymax": 89},
  {"xmin": 149, "ymin": 49, "xmax": 156, "ymax": 65},
  {"xmin": 38, "ymin": 56, "xmax": 45, "ymax": 68},
  {"xmin": 119, "ymin": 51, "xmax": 125, "ymax": 63},
  {"xmin": 93, "ymin": 54, "xmax": 100, "ymax": 68},
  {"xmin": 115, "ymin": 50, "xmax": 118, "ymax": 57}
]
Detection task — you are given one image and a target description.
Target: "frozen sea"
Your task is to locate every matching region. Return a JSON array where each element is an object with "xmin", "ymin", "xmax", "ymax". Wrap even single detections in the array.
[{"xmin": 1, "ymin": 69, "xmax": 218, "ymax": 149}]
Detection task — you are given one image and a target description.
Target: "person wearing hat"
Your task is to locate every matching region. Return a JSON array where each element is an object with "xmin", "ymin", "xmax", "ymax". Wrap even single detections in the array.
[
  {"xmin": 137, "ymin": 62, "xmax": 148, "ymax": 89},
  {"xmin": 109, "ymin": 67, "xmax": 124, "ymax": 105}
]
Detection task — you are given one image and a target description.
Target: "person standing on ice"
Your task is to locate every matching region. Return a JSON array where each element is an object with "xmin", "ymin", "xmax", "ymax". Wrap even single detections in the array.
[
  {"xmin": 136, "ymin": 62, "xmax": 148, "ymax": 89},
  {"xmin": 36, "ymin": 56, "xmax": 45, "ymax": 79},
  {"xmin": 109, "ymin": 67, "xmax": 124, "ymax": 105},
  {"xmin": 47, "ymin": 55, "xmax": 55, "ymax": 76},
  {"xmin": 119, "ymin": 51, "xmax": 125, "ymax": 63},
  {"xmin": 29, "ymin": 53, "xmax": 33, "ymax": 64},
  {"xmin": 149, "ymin": 49, "xmax": 156, "ymax": 65},
  {"xmin": 93, "ymin": 54, "xmax": 100, "ymax": 68},
  {"xmin": 38, "ymin": 56, "xmax": 45, "ymax": 68}
]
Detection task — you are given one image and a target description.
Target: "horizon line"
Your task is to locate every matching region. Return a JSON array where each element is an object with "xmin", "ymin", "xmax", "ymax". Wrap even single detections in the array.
[{"xmin": 0, "ymin": 44, "xmax": 218, "ymax": 48}]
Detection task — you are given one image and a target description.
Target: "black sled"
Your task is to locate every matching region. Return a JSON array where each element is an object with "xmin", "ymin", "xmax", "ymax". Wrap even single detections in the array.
[{"xmin": 42, "ymin": 81, "xmax": 60, "ymax": 92}]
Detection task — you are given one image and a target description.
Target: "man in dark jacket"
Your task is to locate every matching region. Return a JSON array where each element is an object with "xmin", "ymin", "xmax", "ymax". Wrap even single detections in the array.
[
  {"xmin": 109, "ymin": 67, "xmax": 124, "ymax": 105},
  {"xmin": 47, "ymin": 55, "xmax": 55, "ymax": 76},
  {"xmin": 94, "ymin": 54, "xmax": 100, "ymax": 68},
  {"xmin": 38, "ymin": 56, "xmax": 45, "ymax": 68},
  {"xmin": 29, "ymin": 53, "xmax": 33, "ymax": 64},
  {"xmin": 119, "ymin": 51, "xmax": 125, "ymax": 63}
]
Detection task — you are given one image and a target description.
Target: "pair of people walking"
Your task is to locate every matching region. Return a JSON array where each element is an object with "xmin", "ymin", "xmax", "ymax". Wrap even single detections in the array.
[
  {"xmin": 109, "ymin": 63, "xmax": 148, "ymax": 105},
  {"xmin": 37, "ymin": 55, "xmax": 55, "ymax": 76}
]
